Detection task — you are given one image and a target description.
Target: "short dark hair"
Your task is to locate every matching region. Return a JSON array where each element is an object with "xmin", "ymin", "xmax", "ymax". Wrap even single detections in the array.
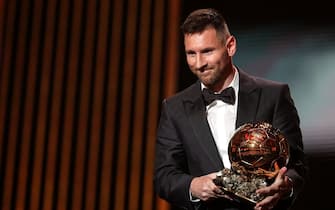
[{"xmin": 181, "ymin": 8, "xmax": 230, "ymax": 40}]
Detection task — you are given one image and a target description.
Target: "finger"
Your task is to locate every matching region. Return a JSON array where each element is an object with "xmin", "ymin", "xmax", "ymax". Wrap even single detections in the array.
[
  {"xmin": 279, "ymin": 179, "xmax": 291, "ymax": 192},
  {"xmin": 276, "ymin": 167, "xmax": 287, "ymax": 180},
  {"xmin": 207, "ymin": 172, "xmax": 218, "ymax": 179},
  {"xmin": 200, "ymin": 189, "xmax": 217, "ymax": 200},
  {"xmin": 213, "ymin": 187, "xmax": 234, "ymax": 201},
  {"xmin": 213, "ymin": 186, "xmax": 223, "ymax": 195},
  {"xmin": 255, "ymin": 193, "xmax": 280, "ymax": 209},
  {"xmin": 206, "ymin": 182, "xmax": 222, "ymax": 198},
  {"xmin": 256, "ymin": 184, "xmax": 275, "ymax": 195},
  {"xmin": 257, "ymin": 167, "xmax": 288, "ymax": 195}
]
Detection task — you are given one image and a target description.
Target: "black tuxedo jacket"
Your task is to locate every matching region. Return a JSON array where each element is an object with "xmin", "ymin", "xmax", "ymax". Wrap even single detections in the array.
[{"xmin": 154, "ymin": 70, "xmax": 306, "ymax": 210}]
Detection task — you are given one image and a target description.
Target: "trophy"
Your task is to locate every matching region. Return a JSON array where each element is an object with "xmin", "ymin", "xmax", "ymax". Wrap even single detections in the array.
[{"xmin": 213, "ymin": 122, "xmax": 290, "ymax": 206}]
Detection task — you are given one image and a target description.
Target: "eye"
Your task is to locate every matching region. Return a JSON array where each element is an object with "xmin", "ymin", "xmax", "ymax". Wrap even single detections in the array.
[
  {"xmin": 186, "ymin": 51, "xmax": 196, "ymax": 57},
  {"xmin": 202, "ymin": 48, "xmax": 214, "ymax": 55}
]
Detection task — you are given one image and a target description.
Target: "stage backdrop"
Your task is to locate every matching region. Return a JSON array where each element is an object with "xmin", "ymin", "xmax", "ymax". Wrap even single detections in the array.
[{"xmin": 0, "ymin": 0, "xmax": 180, "ymax": 210}]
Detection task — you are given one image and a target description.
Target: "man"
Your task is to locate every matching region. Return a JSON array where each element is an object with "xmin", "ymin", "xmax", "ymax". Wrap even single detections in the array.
[{"xmin": 154, "ymin": 8, "xmax": 306, "ymax": 210}]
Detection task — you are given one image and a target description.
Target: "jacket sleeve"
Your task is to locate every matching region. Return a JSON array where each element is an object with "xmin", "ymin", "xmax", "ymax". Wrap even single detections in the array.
[
  {"xmin": 272, "ymin": 84, "xmax": 308, "ymax": 200},
  {"xmin": 154, "ymin": 99, "xmax": 194, "ymax": 209}
]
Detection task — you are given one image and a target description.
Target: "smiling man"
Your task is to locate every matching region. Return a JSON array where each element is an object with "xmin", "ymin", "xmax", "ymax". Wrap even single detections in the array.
[{"xmin": 154, "ymin": 8, "xmax": 307, "ymax": 210}]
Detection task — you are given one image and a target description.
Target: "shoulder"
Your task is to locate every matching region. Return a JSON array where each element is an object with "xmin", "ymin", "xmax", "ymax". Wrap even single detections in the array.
[
  {"xmin": 164, "ymin": 81, "xmax": 201, "ymax": 104},
  {"xmin": 239, "ymin": 69, "xmax": 290, "ymax": 93}
]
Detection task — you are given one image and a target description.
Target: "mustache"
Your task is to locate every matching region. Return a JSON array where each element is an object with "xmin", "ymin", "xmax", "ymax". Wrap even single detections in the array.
[{"xmin": 197, "ymin": 66, "xmax": 211, "ymax": 72}]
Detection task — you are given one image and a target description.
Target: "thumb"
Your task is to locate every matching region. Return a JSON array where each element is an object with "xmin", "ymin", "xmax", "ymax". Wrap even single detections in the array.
[
  {"xmin": 276, "ymin": 167, "xmax": 287, "ymax": 180},
  {"xmin": 208, "ymin": 172, "xmax": 218, "ymax": 179}
]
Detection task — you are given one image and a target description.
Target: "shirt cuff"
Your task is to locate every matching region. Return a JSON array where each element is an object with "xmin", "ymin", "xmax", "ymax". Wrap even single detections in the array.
[
  {"xmin": 189, "ymin": 190, "xmax": 201, "ymax": 202},
  {"xmin": 284, "ymin": 176, "xmax": 294, "ymax": 199}
]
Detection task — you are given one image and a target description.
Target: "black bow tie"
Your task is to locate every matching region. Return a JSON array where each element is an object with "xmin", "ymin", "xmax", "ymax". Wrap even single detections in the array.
[{"xmin": 202, "ymin": 87, "xmax": 236, "ymax": 105}]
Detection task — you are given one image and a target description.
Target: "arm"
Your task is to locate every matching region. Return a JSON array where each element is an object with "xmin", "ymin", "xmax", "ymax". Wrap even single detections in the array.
[
  {"xmin": 272, "ymin": 84, "xmax": 306, "ymax": 196},
  {"xmin": 255, "ymin": 84, "xmax": 307, "ymax": 210},
  {"xmin": 154, "ymin": 98, "xmax": 226, "ymax": 208},
  {"xmin": 154, "ymin": 99, "xmax": 194, "ymax": 209}
]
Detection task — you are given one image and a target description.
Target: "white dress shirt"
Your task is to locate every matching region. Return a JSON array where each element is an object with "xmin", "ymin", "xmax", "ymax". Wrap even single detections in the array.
[
  {"xmin": 190, "ymin": 69, "xmax": 240, "ymax": 201},
  {"xmin": 201, "ymin": 69, "xmax": 239, "ymax": 169}
]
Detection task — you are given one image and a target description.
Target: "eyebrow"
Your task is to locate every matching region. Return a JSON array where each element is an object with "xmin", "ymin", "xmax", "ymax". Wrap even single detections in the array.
[
  {"xmin": 200, "ymin": 47, "xmax": 215, "ymax": 53},
  {"xmin": 186, "ymin": 47, "xmax": 215, "ymax": 54}
]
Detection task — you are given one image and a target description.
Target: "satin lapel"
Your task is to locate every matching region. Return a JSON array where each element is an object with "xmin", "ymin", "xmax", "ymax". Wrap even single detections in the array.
[
  {"xmin": 184, "ymin": 85, "xmax": 223, "ymax": 169},
  {"xmin": 236, "ymin": 70, "xmax": 261, "ymax": 128}
]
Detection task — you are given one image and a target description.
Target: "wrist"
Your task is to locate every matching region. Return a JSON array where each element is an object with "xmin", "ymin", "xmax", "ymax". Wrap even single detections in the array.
[
  {"xmin": 282, "ymin": 176, "xmax": 294, "ymax": 199},
  {"xmin": 189, "ymin": 178, "xmax": 200, "ymax": 202}
]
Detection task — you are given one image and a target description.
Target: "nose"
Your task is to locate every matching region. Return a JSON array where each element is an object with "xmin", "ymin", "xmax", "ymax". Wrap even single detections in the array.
[{"xmin": 195, "ymin": 54, "xmax": 207, "ymax": 70}]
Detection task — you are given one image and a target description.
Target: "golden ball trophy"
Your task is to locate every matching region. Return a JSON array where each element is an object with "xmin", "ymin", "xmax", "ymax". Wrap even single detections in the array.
[{"xmin": 213, "ymin": 122, "xmax": 290, "ymax": 206}]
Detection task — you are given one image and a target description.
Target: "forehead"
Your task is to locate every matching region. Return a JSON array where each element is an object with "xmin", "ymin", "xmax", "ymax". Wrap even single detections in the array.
[{"xmin": 184, "ymin": 28, "xmax": 222, "ymax": 50}]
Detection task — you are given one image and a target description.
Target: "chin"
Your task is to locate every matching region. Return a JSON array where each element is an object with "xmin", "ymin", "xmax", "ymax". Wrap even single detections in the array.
[
  {"xmin": 201, "ymin": 81, "xmax": 214, "ymax": 88},
  {"xmin": 200, "ymin": 77, "xmax": 214, "ymax": 85}
]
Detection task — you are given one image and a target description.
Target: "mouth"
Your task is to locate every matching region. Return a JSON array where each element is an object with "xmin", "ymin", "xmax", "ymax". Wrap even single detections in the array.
[
  {"xmin": 199, "ymin": 68, "xmax": 212, "ymax": 75},
  {"xmin": 199, "ymin": 67, "xmax": 212, "ymax": 73}
]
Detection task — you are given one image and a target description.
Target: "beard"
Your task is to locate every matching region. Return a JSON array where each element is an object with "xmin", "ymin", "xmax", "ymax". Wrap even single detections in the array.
[{"xmin": 196, "ymin": 68, "xmax": 223, "ymax": 89}]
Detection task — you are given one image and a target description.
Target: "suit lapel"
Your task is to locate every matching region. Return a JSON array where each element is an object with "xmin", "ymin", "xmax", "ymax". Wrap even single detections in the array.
[
  {"xmin": 236, "ymin": 69, "xmax": 261, "ymax": 128},
  {"xmin": 183, "ymin": 82, "xmax": 224, "ymax": 169},
  {"xmin": 182, "ymin": 70, "xmax": 261, "ymax": 169}
]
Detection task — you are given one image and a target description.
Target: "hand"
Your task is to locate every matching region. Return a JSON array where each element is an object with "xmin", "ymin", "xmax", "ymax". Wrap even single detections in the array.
[
  {"xmin": 254, "ymin": 167, "xmax": 293, "ymax": 210},
  {"xmin": 190, "ymin": 172, "xmax": 229, "ymax": 201}
]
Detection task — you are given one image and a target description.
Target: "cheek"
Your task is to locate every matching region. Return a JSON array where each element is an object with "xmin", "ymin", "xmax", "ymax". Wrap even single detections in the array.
[
  {"xmin": 215, "ymin": 53, "xmax": 228, "ymax": 66},
  {"xmin": 188, "ymin": 64, "xmax": 198, "ymax": 75},
  {"xmin": 207, "ymin": 52, "xmax": 223, "ymax": 64},
  {"xmin": 186, "ymin": 57, "xmax": 195, "ymax": 67}
]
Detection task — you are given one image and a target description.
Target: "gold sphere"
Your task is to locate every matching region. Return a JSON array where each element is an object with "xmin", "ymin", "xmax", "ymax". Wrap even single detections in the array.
[{"xmin": 228, "ymin": 122, "xmax": 289, "ymax": 177}]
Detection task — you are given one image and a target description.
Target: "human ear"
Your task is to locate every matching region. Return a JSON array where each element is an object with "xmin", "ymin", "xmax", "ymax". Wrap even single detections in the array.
[{"xmin": 226, "ymin": 35, "xmax": 236, "ymax": 56}]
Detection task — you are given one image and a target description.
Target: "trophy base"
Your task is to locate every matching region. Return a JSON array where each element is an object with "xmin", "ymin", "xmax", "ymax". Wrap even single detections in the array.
[{"xmin": 213, "ymin": 168, "xmax": 268, "ymax": 205}]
